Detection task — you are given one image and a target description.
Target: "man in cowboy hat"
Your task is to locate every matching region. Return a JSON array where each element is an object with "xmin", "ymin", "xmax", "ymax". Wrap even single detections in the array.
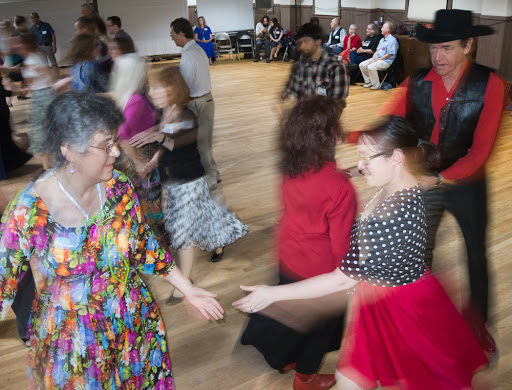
[{"xmin": 366, "ymin": 9, "xmax": 504, "ymax": 356}]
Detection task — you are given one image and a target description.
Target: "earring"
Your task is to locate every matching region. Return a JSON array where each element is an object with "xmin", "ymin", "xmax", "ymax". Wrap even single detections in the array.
[{"xmin": 70, "ymin": 163, "xmax": 75, "ymax": 174}]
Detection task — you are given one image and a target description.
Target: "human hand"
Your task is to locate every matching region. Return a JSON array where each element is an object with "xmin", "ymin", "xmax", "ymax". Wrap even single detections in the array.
[
  {"xmin": 418, "ymin": 175, "xmax": 438, "ymax": 191},
  {"xmin": 232, "ymin": 285, "xmax": 275, "ymax": 313},
  {"xmin": 350, "ymin": 32, "xmax": 356, "ymax": 38},
  {"xmin": 135, "ymin": 160, "xmax": 156, "ymax": 176},
  {"xmin": 129, "ymin": 128, "xmax": 163, "ymax": 148},
  {"xmin": 183, "ymin": 286, "xmax": 224, "ymax": 320},
  {"xmin": 52, "ymin": 46, "xmax": 57, "ymax": 54},
  {"xmin": 357, "ymin": 48, "xmax": 364, "ymax": 54},
  {"xmin": 330, "ymin": 44, "xmax": 336, "ymax": 47},
  {"xmin": 369, "ymin": 58, "xmax": 376, "ymax": 64}
]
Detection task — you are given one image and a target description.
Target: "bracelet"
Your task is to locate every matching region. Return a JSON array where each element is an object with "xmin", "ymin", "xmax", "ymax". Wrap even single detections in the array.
[
  {"xmin": 159, "ymin": 136, "xmax": 166, "ymax": 145},
  {"xmin": 434, "ymin": 173, "xmax": 443, "ymax": 187}
]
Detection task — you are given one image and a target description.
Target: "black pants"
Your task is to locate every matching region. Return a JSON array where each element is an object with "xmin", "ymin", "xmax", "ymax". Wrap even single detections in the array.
[
  {"xmin": 11, "ymin": 267, "xmax": 35, "ymax": 342},
  {"xmin": 241, "ymin": 274, "xmax": 344, "ymax": 374},
  {"xmin": 255, "ymin": 38, "xmax": 270, "ymax": 59},
  {"xmin": 423, "ymin": 178, "xmax": 489, "ymax": 321}
]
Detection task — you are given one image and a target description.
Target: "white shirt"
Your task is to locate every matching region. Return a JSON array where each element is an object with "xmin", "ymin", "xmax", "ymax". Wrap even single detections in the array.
[
  {"xmin": 179, "ymin": 39, "xmax": 211, "ymax": 97},
  {"xmin": 22, "ymin": 52, "xmax": 53, "ymax": 90}
]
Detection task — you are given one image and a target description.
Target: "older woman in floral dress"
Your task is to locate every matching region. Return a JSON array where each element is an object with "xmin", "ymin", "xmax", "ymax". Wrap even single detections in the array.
[{"xmin": 0, "ymin": 92, "xmax": 223, "ymax": 389}]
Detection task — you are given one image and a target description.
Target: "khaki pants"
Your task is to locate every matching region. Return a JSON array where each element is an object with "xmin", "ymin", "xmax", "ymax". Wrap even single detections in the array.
[
  {"xmin": 39, "ymin": 45, "xmax": 59, "ymax": 75},
  {"xmin": 359, "ymin": 59, "xmax": 390, "ymax": 87},
  {"xmin": 188, "ymin": 92, "xmax": 219, "ymax": 187}
]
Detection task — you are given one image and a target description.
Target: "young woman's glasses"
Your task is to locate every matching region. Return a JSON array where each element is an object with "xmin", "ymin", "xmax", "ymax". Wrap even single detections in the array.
[{"xmin": 357, "ymin": 151, "xmax": 389, "ymax": 165}]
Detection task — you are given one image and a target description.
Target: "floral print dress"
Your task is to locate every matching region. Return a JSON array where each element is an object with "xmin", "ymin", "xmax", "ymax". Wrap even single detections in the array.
[{"xmin": 0, "ymin": 170, "xmax": 175, "ymax": 389}]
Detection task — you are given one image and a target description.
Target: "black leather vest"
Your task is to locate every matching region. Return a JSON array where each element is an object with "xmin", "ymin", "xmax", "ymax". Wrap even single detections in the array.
[
  {"xmin": 405, "ymin": 63, "xmax": 492, "ymax": 171},
  {"xmin": 329, "ymin": 28, "xmax": 342, "ymax": 45}
]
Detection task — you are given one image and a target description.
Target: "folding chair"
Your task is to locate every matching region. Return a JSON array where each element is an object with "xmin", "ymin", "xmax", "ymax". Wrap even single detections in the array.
[
  {"xmin": 377, "ymin": 49, "xmax": 404, "ymax": 89},
  {"xmin": 215, "ymin": 32, "xmax": 235, "ymax": 61},
  {"xmin": 236, "ymin": 33, "xmax": 254, "ymax": 60}
]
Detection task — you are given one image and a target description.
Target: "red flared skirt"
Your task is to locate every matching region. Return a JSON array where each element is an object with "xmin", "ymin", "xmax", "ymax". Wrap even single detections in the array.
[{"xmin": 337, "ymin": 269, "xmax": 488, "ymax": 389}]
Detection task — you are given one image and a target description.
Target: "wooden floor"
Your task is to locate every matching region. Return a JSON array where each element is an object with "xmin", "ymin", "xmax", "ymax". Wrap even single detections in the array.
[{"xmin": 0, "ymin": 58, "xmax": 511, "ymax": 389}]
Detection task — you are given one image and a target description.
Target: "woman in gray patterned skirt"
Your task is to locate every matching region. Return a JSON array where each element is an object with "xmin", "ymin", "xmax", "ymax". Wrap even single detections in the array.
[
  {"xmin": 130, "ymin": 66, "xmax": 248, "ymax": 304},
  {"xmin": 19, "ymin": 33, "xmax": 56, "ymax": 169}
]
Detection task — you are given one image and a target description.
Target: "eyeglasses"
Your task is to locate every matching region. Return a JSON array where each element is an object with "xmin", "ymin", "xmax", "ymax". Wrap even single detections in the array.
[
  {"xmin": 89, "ymin": 138, "xmax": 120, "ymax": 155},
  {"xmin": 357, "ymin": 151, "xmax": 389, "ymax": 165}
]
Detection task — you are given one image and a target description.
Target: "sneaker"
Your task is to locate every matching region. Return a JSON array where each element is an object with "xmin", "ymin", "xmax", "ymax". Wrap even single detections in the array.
[
  {"xmin": 363, "ymin": 83, "xmax": 371, "ymax": 88},
  {"xmin": 370, "ymin": 84, "xmax": 381, "ymax": 90}
]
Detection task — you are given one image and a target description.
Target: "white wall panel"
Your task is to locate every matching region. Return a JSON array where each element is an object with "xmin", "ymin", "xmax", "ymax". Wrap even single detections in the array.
[
  {"xmin": 407, "ymin": 0, "xmax": 446, "ymax": 21},
  {"xmin": 99, "ymin": 0, "xmax": 186, "ymax": 56},
  {"xmin": 196, "ymin": 0, "xmax": 254, "ymax": 32}
]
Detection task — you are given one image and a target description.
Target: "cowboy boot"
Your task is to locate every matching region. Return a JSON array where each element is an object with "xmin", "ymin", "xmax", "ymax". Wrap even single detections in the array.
[{"xmin": 293, "ymin": 372, "xmax": 336, "ymax": 390}]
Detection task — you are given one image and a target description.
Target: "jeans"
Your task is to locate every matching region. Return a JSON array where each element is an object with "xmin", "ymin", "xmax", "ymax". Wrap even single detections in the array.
[{"xmin": 255, "ymin": 38, "xmax": 270, "ymax": 59}]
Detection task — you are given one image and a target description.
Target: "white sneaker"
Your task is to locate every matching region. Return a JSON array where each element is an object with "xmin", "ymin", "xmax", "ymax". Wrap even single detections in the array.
[
  {"xmin": 363, "ymin": 83, "xmax": 371, "ymax": 88},
  {"xmin": 370, "ymin": 84, "xmax": 381, "ymax": 90}
]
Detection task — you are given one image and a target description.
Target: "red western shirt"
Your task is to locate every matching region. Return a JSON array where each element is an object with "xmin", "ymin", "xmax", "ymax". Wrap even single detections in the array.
[{"xmin": 376, "ymin": 62, "xmax": 504, "ymax": 181}]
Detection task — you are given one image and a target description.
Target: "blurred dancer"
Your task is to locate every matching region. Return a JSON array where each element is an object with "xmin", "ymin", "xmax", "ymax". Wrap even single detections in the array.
[
  {"xmin": 111, "ymin": 53, "xmax": 168, "ymax": 244},
  {"xmin": 0, "ymin": 92, "xmax": 223, "ymax": 389},
  {"xmin": 129, "ymin": 67, "xmax": 248, "ymax": 304},
  {"xmin": 240, "ymin": 96, "xmax": 356, "ymax": 390},
  {"xmin": 170, "ymin": 17, "xmax": 220, "ymax": 190},
  {"xmin": 19, "ymin": 33, "xmax": 55, "ymax": 169},
  {"xmin": 234, "ymin": 116, "xmax": 488, "ymax": 390},
  {"xmin": 68, "ymin": 33, "xmax": 106, "ymax": 92},
  {"xmin": 375, "ymin": 9, "xmax": 504, "ymax": 355}
]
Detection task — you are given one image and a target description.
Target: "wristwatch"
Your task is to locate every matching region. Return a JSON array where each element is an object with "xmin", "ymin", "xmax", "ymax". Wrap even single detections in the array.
[
  {"xmin": 159, "ymin": 135, "xmax": 166, "ymax": 145},
  {"xmin": 434, "ymin": 172, "xmax": 443, "ymax": 187}
]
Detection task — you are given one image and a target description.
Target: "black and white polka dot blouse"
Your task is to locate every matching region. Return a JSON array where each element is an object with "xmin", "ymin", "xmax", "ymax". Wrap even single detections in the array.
[{"xmin": 339, "ymin": 185, "xmax": 427, "ymax": 287}]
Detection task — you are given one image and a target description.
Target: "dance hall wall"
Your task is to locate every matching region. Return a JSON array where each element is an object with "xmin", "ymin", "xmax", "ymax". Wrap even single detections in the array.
[{"xmin": 187, "ymin": 0, "xmax": 512, "ymax": 79}]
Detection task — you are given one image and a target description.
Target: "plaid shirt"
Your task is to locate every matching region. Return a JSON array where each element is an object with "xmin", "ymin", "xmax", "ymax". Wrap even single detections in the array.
[{"xmin": 282, "ymin": 51, "xmax": 348, "ymax": 100}]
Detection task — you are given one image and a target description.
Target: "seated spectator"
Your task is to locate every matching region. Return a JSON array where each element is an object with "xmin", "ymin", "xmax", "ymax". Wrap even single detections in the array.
[
  {"xmin": 254, "ymin": 15, "xmax": 271, "ymax": 63},
  {"xmin": 359, "ymin": 21, "xmax": 397, "ymax": 89},
  {"xmin": 269, "ymin": 18, "xmax": 284, "ymax": 60},
  {"xmin": 323, "ymin": 17, "xmax": 346, "ymax": 56},
  {"xmin": 337, "ymin": 24, "xmax": 362, "ymax": 64},
  {"xmin": 194, "ymin": 16, "xmax": 216, "ymax": 65},
  {"xmin": 343, "ymin": 24, "xmax": 361, "ymax": 51},
  {"xmin": 349, "ymin": 23, "xmax": 381, "ymax": 65},
  {"xmin": 106, "ymin": 16, "xmax": 134, "ymax": 47}
]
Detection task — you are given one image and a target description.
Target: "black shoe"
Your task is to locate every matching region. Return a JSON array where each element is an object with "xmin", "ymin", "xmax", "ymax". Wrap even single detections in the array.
[
  {"xmin": 217, "ymin": 178, "xmax": 222, "ymax": 184},
  {"xmin": 266, "ymin": 58, "xmax": 271, "ymax": 63},
  {"xmin": 253, "ymin": 58, "xmax": 259, "ymax": 62},
  {"xmin": 17, "ymin": 95, "xmax": 31, "ymax": 100},
  {"xmin": 211, "ymin": 247, "xmax": 224, "ymax": 263}
]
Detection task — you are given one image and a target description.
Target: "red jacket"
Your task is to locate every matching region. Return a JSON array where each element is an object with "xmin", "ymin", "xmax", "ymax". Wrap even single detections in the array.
[
  {"xmin": 278, "ymin": 162, "xmax": 357, "ymax": 280},
  {"xmin": 343, "ymin": 34, "xmax": 362, "ymax": 51}
]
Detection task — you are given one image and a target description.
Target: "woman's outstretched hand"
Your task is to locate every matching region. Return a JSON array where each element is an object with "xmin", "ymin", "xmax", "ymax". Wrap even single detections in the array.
[
  {"xmin": 232, "ymin": 285, "xmax": 274, "ymax": 313},
  {"xmin": 128, "ymin": 126, "xmax": 163, "ymax": 148},
  {"xmin": 183, "ymin": 286, "xmax": 224, "ymax": 321}
]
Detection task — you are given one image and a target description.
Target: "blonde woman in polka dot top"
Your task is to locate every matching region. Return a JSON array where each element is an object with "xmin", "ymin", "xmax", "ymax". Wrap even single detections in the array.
[{"xmin": 234, "ymin": 116, "xmax": 488, "ymax": 389}]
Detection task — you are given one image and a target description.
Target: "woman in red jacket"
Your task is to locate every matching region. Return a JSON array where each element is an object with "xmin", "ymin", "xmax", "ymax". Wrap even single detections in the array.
[{"xmin": 240, "ymin": 96, "xmax": 357, "ymax": 390}]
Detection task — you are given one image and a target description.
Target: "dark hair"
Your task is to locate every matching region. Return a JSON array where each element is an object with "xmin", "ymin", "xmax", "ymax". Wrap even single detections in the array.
[
  {"xmin": 281, "ymin": 96, "xmax": 345, "ymax": 178},
  {"xmin": 92, "ymin": 17, "xmax": 107, "ymax": 36},
  {"xmin": 170, "ymin": 17, "xmax": 194, "ymax": 39},
  {"xmin": 113, "ymin": 36, "xmax": 135, "ymax": 54},
  {"xmin": 460, "ymin": 38, "xmax": 470, "ymax": 48},
  {"xmin": 43, "ymin": 92, "xmax": 124, "ymax": 167},
  {"xmin": 69, "ymin": 33, "xmax": 95, "ymax": 64},
  {"xmin": 75, "ymin": 16, "xmax": 95, "ymax": 35},
  {"xmin": 14, "ymin": 15, "xmax": 27, "ymax": 28},
  {"xmin": 107, "ymin": 16, "xmax": 121, "ymax": 28},
  {"xmin": 296, "ymin": 23, "xmax": 323, "ymax": 41},
  {"xmin": 309, "ymin": 16, "xmax": 320, "ymax": 25},
  {"xmin": 20, "ymin": 33, "xmax": 38, "ymax": 51},
  {"xmin": 261, "ymin": 15, "xmax": 269, "ymax": 23},
  {"xmin": 359, "ymin": 116, "xmax": 440, "ymax": 173},
  {"xmin": 30, "ymin": 12, "xmax": 40, "ymax": 18},
  {"xmin": 270, "ymin": 18, "xmax": 282, "ymax": 33}
]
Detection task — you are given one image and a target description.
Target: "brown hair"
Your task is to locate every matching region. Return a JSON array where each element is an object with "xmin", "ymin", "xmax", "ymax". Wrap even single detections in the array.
[
  {"xmin": 75, "ymin": 16, "xmax": 95, "ymax": 35},
  {"xmin": 69, "ymin": 33, "xmax": 95, "ymax": 64},
  {"xmin": 280, "ymin": 96, "xmax": 345, "ymax": 178},
  {"xmin": 153, "ymin": 66, "xmax": 190, "ymax": 107},
  {"xmin": 20, "ymin": 33, "xmax": 38, "ymax": 52},
  {"xmin": 113, "ymin": 37, "xmax": 135, "ymax": 55}
]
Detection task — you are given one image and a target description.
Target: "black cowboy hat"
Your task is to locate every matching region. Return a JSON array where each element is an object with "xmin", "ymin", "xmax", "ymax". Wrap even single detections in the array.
[{"xmin": 415, "ymin": 9, "xmax": 494, "ymax": 43}]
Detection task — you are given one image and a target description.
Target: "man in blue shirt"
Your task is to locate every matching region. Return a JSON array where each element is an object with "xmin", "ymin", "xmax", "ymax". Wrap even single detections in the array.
[
  {"xmin": 30, "ymin": 12, "xmax": 59, "ymax": 74},
  {"xmin": 359, "ymin": 21, "xmax": 398, "ymax": 89}
]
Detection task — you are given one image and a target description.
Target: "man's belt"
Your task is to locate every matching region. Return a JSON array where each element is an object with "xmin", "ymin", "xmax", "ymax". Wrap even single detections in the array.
[{"xmin": 190, "ymin": 92, "xmax": 211, "ymax": 100}]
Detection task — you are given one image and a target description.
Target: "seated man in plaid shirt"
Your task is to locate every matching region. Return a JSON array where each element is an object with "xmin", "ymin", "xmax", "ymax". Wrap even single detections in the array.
[{"xmin": 282, "ymin": 23, "xmax": 348, "ymax": 102}]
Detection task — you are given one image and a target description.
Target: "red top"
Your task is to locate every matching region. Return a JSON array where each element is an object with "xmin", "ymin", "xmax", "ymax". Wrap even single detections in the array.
[
  {"xmin": 343, "ymin": 34, "xmax": 362, "ymax": 51},
  {"xmin": 278, "ymin": 162, "xmax": 357, "ymax": 280},
  {"xmin": 349, "ymin": 62, "xmax": 505, "ymax": 181}
]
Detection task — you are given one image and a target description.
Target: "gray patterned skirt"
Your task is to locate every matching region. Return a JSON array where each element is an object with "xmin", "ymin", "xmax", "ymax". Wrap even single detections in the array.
[
  {"xmin": 27, "ymin": 87, "xmax": 55, "ymax": 154},
  {"xmin": 162, "ymin": 177, "xmax": 248, "ymax": 251}
]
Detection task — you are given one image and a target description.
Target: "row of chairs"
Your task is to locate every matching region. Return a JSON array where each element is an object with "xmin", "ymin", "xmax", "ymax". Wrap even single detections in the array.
[{"xmin": 213, "ymin": 31, "xmax": 291, "ymax": 61}]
